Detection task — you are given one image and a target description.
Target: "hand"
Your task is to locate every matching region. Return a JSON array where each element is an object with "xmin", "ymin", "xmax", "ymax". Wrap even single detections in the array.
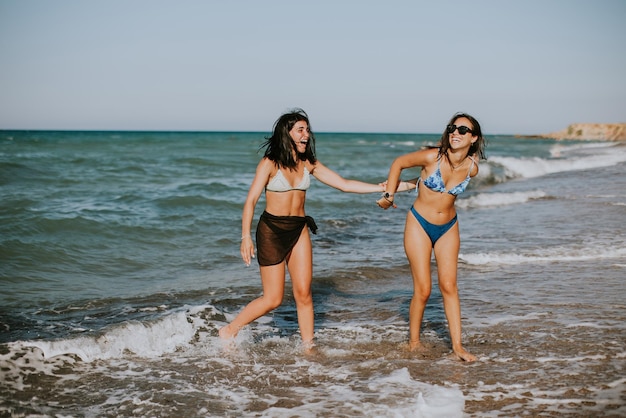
[
  {"xmin": 376, "ymin": 195, "xmax": 396, "ymax": 209},
  {"xmin": 240, "ymin": 236, "xmax": 255, "ymax": 266}
]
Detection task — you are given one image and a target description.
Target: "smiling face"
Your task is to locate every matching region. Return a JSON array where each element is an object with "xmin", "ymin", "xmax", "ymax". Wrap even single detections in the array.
[
  {"xmin": 448, "ymin": 117, "xmax": 477, "ymax": 149},
  {"xmin": 289, "ymin": 120, "xmax": 310, "ymax": 155},
  {"xmin": 439, "ymin": 112, "xmax": 485, "ymax": 160}
]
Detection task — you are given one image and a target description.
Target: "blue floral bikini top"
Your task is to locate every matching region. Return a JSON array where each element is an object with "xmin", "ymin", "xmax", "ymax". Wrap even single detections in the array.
[{"xmin": 421, "ymin": 157, "xmax": 475, "ymax": 196}]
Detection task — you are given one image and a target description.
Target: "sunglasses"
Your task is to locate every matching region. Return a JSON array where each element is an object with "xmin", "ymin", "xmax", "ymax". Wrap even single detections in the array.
[{"xmin": 447, "ymin": 124, "xmax": 474, "ymax": 135}]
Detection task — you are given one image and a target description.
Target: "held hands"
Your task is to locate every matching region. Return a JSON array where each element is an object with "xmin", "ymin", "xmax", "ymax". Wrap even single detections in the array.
[
  {"xmin": 376, "ymin": 178, "xmax": 419, "ymax": 209},
  {"xmin": 376, "ymin": 181, "xmax": 395, "ymax": 209},
  {"xmin": 376, "ymin": 181, "xmax": 394, "ymax": 209},
  {"xmin": 376, "ymin": 192, "xmax": 396, "ymax": 210},
  {"xmin": 241, "ymin": 235, "xmax": 255, "ymax": 266}
]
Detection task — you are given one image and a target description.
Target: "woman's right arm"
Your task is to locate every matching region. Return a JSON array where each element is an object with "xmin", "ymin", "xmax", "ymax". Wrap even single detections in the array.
[
  {"xmin": 377, "ymin": 149, "xmax": 435, "ymax": 209},
  {"xmin": 241, "ymin": 158, "xmax": 273, "ymax": 266}
]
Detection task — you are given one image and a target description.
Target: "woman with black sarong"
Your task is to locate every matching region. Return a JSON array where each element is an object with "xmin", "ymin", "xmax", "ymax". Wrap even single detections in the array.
[{"xmin": 219, "ymin": 109, "xmax": 399, "ymax": 350}]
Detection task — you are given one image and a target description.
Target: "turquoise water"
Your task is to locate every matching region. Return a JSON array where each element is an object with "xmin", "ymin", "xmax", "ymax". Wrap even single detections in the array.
[
  {"xmin": 1, "ymin": 130, "xmax": 625, "ymax": 417},
  {"xmin": 0, "ymin": 130, "xmax": 561, "ymax": 308}
]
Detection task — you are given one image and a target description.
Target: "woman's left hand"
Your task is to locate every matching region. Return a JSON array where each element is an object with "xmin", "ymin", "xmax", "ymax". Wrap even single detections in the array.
[{"xmin": 241, "ymin": 236, "xmax": 255, "ymax": 266}]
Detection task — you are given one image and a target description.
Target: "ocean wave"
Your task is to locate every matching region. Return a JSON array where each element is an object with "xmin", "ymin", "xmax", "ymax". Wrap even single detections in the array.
[
  {"xmin": 466, "ymin": 162, "xmax": 512, "ymax": 187},
  {"xmin": 2, "ymin": 336, "xmax": 466, "ymax": 418},
  {"xmin": 1, "ymin": 302, "xmax": 467, "ymax": 417},
  {"xmin": 549, "ymin": 140, "xmax": 616, "ymax": 157},
  {"xmin": 0, "ymin": 161, "xmax": 52, "ymax": 184},
  {"xmin": 456, "ymin": 190, "xmax": 547, "ymax": 209},
  {"xmin": 12, "ymin": 305, "xmax": 214, "ymax": 362},
  {"xmin": 489, "ymin": 143, "xmax": 626, "ymax": 179},
  {"xmin": 460, "ymin": 244, "xmax": 626, "ymax": 265}
]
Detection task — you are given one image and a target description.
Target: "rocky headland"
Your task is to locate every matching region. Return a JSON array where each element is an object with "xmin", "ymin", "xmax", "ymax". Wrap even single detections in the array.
[{"xmin": 521, "ymin": 123, "xmax": 626, "ymax": 141}]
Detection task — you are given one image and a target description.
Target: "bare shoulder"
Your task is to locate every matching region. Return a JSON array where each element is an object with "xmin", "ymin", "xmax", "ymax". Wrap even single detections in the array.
[
  {"xmin": 422, "ymin": 147, "xmax": 440, "ymax": 161},
  {"xmin": 258, "ymin": 157, "xmax": 277, "ymax": 171},
  {"xmin": 306, "ymin": 160, "xmax": 324, "ymax": 175},
  {"xmin": 400, "ymin": 146, "xmax": 439, "ymax": 167},
  {"xmin": 256, "ymin": 157, "xmax": 278, "ymax": 180},
  {"xmin": 259, "ymin": 157, "xmax": 274, "ymax": 167}
]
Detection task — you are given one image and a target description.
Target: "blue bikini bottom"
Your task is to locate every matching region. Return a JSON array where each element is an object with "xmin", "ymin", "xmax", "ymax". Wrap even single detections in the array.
[{"xmin": 410, "ymin": 206, "xmax": 457, "ymax": 246}]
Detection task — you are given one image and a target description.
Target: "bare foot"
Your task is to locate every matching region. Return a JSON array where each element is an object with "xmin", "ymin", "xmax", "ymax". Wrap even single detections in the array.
[
  {"xmin": 302, "ymin": 340, "xmax": 318, "ymax": 356},
  {"xmin": 408, "ymin": 339, "xmax": 425, "ymax": 352},
  {"xmin": 453, "ymin": 347, "xmax": 477, "ymax": 362}
]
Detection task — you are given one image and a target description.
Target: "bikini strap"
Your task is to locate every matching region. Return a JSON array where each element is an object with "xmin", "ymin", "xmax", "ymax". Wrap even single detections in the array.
[{"xmin": 466, "ymin": 157, "xmax": 476, "ymax": 176}]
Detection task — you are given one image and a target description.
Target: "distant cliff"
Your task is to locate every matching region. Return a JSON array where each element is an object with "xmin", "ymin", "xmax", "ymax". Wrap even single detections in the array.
[{"xmin": 541, "ymin": 123, "xmax": 626, "ymax": 141}]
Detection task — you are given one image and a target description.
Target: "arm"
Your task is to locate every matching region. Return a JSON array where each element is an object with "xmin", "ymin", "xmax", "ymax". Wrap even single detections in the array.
[
  {"xmin": 376, "ymin": 177, "xmax": 417, "ymax": 208},
  {"xmin": 393, "ymin": 177, "xmax": 419, "ymax": 192},
  {"xmin": 240, "ymin": 158, "xmax": 273, "ymax": 266},
  {"xmin": 310, "ymin": 161, "xmax": 384, "ymax": 194},
  {"xmin": 377, "ymin": 149, "xmax": 434, "ymax": 209}
]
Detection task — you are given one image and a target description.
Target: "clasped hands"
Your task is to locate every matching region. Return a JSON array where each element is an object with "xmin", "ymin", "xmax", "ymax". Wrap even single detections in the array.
[
  {"xmin": 376, "ymin": 180, "xmax": 397, "ymax": 210},
  {"xmin": 376, "ymin": 193, "xmax": 396, "ymax": 210}
]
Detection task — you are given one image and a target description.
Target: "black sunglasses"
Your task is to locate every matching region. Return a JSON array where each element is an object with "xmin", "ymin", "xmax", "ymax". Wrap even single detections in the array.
[{"xmin": 447, "ymin": 124, "xmax": 474, "ymax": 135}]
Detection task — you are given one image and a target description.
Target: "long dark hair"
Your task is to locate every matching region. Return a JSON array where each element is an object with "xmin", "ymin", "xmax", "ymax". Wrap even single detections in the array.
[
  {"xmin": 260, "ymin": 108, "xmax": 317, "ymax": 170},
  {"xmin": 439, "ymin": 112, "xmax": 486, "ymax": 161}
]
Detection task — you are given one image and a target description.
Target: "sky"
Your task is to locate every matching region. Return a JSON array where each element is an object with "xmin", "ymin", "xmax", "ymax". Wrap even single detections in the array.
[{"xmin": 0, "ymin": 0, "xmax": 624, "ymax": 135}]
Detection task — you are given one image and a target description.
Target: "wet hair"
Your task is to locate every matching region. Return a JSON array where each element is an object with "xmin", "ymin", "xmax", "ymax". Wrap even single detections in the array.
[
  {"xmin": 439, "ymin": 112, "xmax": 486, "ymax": 161},
  {"xmin": 261, "ymin": 108, "xmax": 317, "ymax": 170}
]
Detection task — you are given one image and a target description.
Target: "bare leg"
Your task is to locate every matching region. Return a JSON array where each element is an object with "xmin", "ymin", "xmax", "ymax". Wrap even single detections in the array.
[
  {"xmin": 219, "ymin": 263, "xmax": 286, "ymax": 339},
  {"xmin": 287, "ymin": 229, "xmax": 315, "ymax": 345},
  {"xmin": 404, "ymin": 212, "xmax": 434, "ymax": 351},
  {"xmin": 433, "ymin": 223, "xmax": 477, "ymax": 362}
]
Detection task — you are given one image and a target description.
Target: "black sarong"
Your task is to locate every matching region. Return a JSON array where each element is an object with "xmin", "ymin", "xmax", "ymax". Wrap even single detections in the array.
[{"xmin": 256, "ymin": 211, "xmax": 318, "ymax": 266}]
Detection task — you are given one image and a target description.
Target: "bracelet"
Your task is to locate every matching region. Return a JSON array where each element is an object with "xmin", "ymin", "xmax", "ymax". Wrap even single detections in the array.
[
  {"xmin": 381, "ymin": 192, "xmax": 394, "ymax": 204},
  {"xmin": 241, "ymin": 234, "xmax": 251, "ymax": 240}
]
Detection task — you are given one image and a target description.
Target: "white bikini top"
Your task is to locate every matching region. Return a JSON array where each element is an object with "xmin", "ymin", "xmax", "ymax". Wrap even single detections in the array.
[{"xmin": 266, "ymin": 167, "xmax": 311, "ymax": 192}]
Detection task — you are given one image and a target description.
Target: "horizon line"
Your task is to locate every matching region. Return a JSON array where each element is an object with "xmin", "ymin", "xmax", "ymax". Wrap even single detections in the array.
[{"xmin": 0, "ymin": 128, "xmax": 527, "ymax": 136}]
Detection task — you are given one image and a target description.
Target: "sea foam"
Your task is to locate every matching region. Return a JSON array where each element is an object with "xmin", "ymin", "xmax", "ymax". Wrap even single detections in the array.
[
  {"xmin": 15, "ymin": 309, "xmax": 200, "ymax": 361},
  {"xmin": 490, "ymin": 143, "xmax": 626, "ymax": 179},
  {"xmin": 456, "ymin": 190, "xmax": 547, "ymax": 209},
  {"xmin": 461, "ymin": 245, "xmax": 626, "ymax": 265}
]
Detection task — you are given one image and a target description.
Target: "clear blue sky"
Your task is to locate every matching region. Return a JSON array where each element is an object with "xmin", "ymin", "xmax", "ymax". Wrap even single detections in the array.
[{"xmin": 1, "ymin": 0, "xmax": 624, "ymax": 134}]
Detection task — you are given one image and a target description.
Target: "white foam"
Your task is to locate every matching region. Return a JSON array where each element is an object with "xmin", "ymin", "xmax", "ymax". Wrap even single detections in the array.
[
  {"xmin": 490, "ymin": 143, "xmax": 626, "ymax": 179},
  {"xmin": 456, "ymin": 190, "xmax": 546, "ymax": 209},
  {"xmin": 461, "ymin": 244, "xmax": 626, "ymax": 266},
  {"xmin": 259, "ymin": 367, "xmax": 465, "ymax": 418},
  {"xmin": 368, "ymin": 368, "xmax": 465, "ymax": 417},
  {"xmin": 536, "ymin": 354, "xmax": 607, "ymax": 363},
  {"xmin": 16, "ymin": 309, "xmax": 197, "ymax": 362},
  {"xmin": 466, "ymin": 376, "xmax": 626, "ymax": 416},
  {"xmin": 472, "ymin": 312, "xmax": 549, "ymax": 328},
  {"xmin": 565, "ymin": 322, "xmax": 608, "ymax": 329},
  {"xmin": 550, "ymin": 141, "xmax": 615, "ymax": 157}
]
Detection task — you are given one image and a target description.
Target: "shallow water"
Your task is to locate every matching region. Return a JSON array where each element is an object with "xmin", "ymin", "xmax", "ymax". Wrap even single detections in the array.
[{"xmin": 1, "ymin": 131, "xmax": 625, "ymax": 417}]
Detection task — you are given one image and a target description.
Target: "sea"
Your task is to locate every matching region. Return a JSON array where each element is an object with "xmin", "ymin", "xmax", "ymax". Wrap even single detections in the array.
[{"xmin": 1, "ymin": 130, "xmax": 625, "ymax": 418}]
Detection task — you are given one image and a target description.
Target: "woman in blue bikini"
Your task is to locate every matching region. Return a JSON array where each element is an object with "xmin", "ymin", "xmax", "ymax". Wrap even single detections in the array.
[
  {"xmin": 219, "ymin": 109, "xmax": 384, "ymax": 350},
  {"xmin": 377, "ymin": 112, "xmax": 486, "ymax": 362}
]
